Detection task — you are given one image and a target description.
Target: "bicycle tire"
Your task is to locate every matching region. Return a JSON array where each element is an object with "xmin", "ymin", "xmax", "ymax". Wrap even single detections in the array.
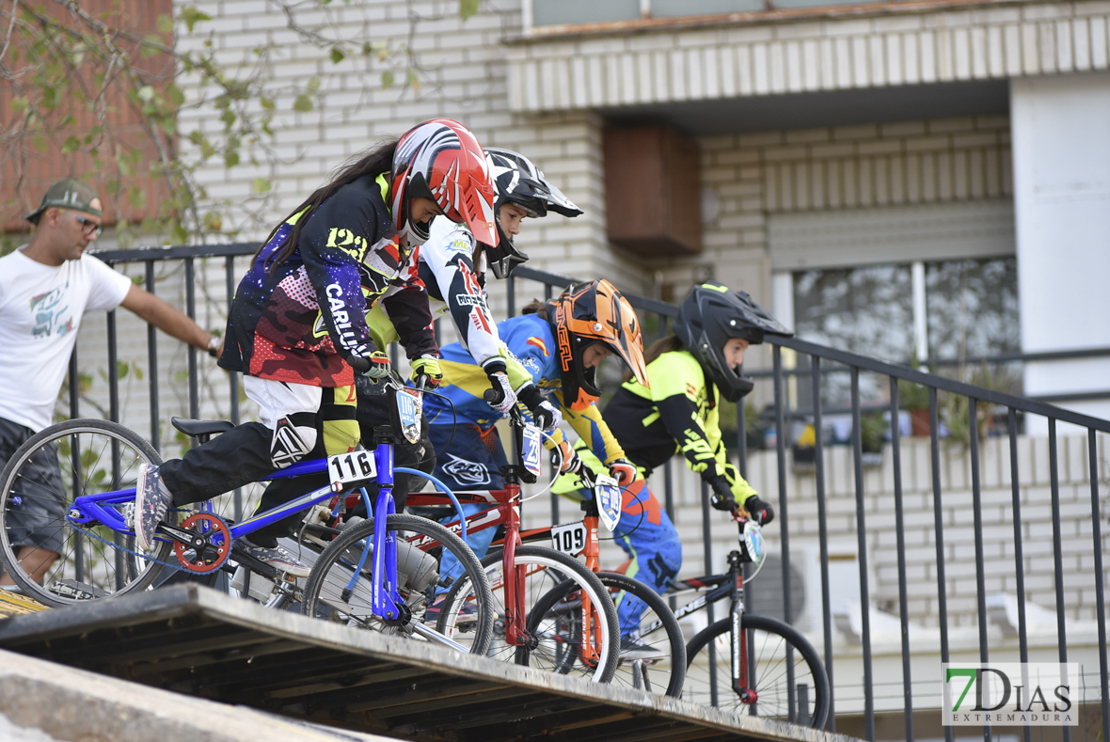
[
  {"xmin": 685, "ymin": 613, "xmax": 830, "ymax": 728},
  {"xmin": 595, "ymin": 571, "xmax": 686, "ymax": 697},
  {"xmin": 300, "ymin": 513, "xmax": 495, "ymax": 655},
  {"xmin": 0, "ymin": 418, "xmax": 170, "ymax": 606},
  {"xmin": 440, "ymin": 545, "xmax": 620, "ymax": 683}
]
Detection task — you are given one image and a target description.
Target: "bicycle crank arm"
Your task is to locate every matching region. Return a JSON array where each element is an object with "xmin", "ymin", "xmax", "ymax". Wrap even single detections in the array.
[
  {"xmin": 157, "ymin": 522, "xmax": 206, "ymax": 546},
  {"xmin": 411, "ymin": 622, "xmax": 470, "ymax": 653}
]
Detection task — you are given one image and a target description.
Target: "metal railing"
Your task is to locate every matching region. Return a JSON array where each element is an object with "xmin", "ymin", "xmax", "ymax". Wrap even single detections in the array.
[{"xmin": 81, "ymin": 245, "xmax": 1109, "ymax": 741}]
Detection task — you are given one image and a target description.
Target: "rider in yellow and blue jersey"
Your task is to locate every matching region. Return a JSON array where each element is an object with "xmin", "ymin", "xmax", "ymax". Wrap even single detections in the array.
[{"xmin": 425, "ymin": 280, "xmax": 649, "ymax": 587}]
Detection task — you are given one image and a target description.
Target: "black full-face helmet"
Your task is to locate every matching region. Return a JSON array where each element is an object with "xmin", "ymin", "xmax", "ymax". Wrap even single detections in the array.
[
  {"xmin": 673, "ymin": 282, "xmax": 793, "ymax": 402},
  {"xmin": 483, "ymin": 147, "xmax": 583, "ymax": 279}
]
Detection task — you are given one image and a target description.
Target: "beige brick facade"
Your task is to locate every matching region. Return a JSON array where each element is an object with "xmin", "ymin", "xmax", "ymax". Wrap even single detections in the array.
[{"xmin": 507, "ymin": 1, "xmax": 1110, "ymax": 112}]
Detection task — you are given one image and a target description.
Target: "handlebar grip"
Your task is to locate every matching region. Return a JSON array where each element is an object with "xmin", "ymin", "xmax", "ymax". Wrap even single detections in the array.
[
  {"xmin": 483, "ymin": 388, "xmax": 499, "ymax": 402},
  {"xmin": 347, "ymin": 355, "xmax": 371, "ymax": 373}
]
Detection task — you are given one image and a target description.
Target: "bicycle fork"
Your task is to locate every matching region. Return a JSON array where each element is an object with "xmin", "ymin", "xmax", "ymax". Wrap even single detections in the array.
[
  {"xmin": 348, "ymin": 441, "xmax": 407, "ymax": 625},
  {"xmin": 728, "ymin": 551, "xmax": 758, "ymax": 705},
  {"xmin": 577, "ymin": 512, "xmax": 603, "ymax": 667},
  {"xmin": 502, "ymin": 484, "xmax": 532, "ymax": 647}
]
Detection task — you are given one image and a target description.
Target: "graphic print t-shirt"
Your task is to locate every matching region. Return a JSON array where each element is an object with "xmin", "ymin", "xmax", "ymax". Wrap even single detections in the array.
[{"xmin": 0, "ymin": 248, "xmax": 132, "ymax": 432}]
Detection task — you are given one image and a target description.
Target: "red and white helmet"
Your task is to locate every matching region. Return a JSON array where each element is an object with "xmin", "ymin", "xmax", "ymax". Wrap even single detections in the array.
[{"xmin": 390, "ymin": 119, "xmax": 498, "ymax": 246}]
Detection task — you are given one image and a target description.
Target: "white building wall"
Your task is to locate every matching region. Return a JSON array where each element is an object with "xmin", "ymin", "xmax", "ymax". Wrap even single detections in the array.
[
  {"xmin": 507, "ymin": 1, "xmax": 1110, "ymax": 114},
  {"xmin": 1011, "ymin": 70, "xmax": 1110, "ymax": 422}
]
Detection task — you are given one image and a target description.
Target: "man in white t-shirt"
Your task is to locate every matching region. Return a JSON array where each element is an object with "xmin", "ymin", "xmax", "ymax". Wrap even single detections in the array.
[{"xmin": 0, "ymin": 179, "xmax": 221, "ymax": 587}]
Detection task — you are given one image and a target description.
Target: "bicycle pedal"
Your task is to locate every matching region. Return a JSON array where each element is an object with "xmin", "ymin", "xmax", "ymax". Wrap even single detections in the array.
[{"xmin": 47, "ymin": 579, "xmax": 108, "ymax": 601}]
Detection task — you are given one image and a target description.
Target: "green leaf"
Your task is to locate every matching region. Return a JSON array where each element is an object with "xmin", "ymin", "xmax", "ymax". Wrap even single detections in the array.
[
  {"xmin": 329, "ymin": 46, "xmax": 345, "ymax": 65},
  {"xmin": 128, "ymin": 187, "xmax": 147, "ymax": 208},
  {"xmin": 61, "ymin": 136, "xmax": 81, "ymax": 154},
  {"xmin": 381, "ymin": 70, "xmax": 394, "ymax": 89},
  {"xmin": 251, "ymin": 177, "xmax": 272, "ymax": 193},
  {"xmin": 11, "ymin": 97, "xmax": 28, "ymax": 114},
  {"xmin": 180, "ymin": 6, "xmax": 212, "ymax": 33},
  {"xmin": 141, "ymin": 34, "xmax": 163, "ymax": 58},
  {"xmin": 32, "ymin": 133, "xmax": 47, "ymax": 153},
  {"xmin": 293, "ymin": 94, "xmax": 313, "ymax": 112},
  {"xmin": 137, "ymin": 85, "xmax": 156, "ymax": 102},
  {"xmin": 157, "ymin": 13, "xmax": 175, "ymax": 34},
  {"xmin": 200, "ymin": 139, "xmax": 216, "ymax": 159},
  {"xmin": 166, "ymin": 83, "xmax": 185, "ymax": 107},
  {"xmin": 117, "ymin": 361, "xmax": 130, "ymax": 379},
  {"xmin": 260, "ymin": 96, "xmax": 275, "ymax": 111},
  {"xmin": 459, "ymin": 0, "xmax": 481, "ymax": 20},
  {"xmin": 171, "ymin": 221, "xmax": 189, "ymax": 244},
  {"xmin": 224, "ymin": 151, "xmax": 239, "ymax": 168},
  {"xmin": 306, "ymin": 76, "xmax": 321, "ymax": 93}
]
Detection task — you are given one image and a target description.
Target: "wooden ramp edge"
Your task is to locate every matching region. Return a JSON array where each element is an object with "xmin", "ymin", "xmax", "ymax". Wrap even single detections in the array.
[{"xmin": 0, "ymin": 585, "xmax": 858, "ymax": 742}]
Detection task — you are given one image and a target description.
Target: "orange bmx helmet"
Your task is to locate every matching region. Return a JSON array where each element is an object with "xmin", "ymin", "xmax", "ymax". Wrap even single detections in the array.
[
  {"xmin": 390, "ymin": 119, "xmax": 498, "ymax": 246},
  {"xmin": 547, "ymin": 279, "xmax": 648, "ymax": 410}
]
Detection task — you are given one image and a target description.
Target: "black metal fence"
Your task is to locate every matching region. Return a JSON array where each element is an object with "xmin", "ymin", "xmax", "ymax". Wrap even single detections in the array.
[{"xmin": 84, "ymin": 244, "xmax": 1109, "ymax": 741}]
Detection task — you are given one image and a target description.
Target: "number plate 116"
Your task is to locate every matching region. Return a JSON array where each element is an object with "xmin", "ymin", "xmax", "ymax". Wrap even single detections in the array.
[{"xmin": 327, "ymin": 450, "xmax": 376, "ymax": 492}]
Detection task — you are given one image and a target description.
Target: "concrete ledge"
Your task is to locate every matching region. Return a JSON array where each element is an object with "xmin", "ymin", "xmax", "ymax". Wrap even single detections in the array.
[{"xmin": 0, "ymin": 647, "xmax": 391, "ymax": 742}]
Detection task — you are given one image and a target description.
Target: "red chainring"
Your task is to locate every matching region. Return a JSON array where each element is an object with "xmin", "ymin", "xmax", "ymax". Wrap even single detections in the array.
[{"xmin": 173, "ymin": 512, "xmax": 231, "ymax": 574}]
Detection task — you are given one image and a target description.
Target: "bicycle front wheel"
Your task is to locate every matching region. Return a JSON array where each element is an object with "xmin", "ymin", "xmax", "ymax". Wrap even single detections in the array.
[
  {"xmin": 439, "ymin": 545, "xmax": 620, "ymax": 683},
  {"xmin": 685, "ymin": 613, "xmax": 830, "ymax": 728},
  {"xmin": 596, "ymin": 571, "xmax": 686, "ymax": 697},
  {"xmin": 0, "ymin": 419, "xmax": 170, "ymax": 606},
  {"xmin": 301, "ymin": 513, "xmax": 495, "ymax": 655}
]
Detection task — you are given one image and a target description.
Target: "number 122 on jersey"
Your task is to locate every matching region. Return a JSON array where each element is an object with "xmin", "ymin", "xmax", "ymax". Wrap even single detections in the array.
[{"xmin": 328, "ymin": 450, "xmax": 377, "ymax": 492}]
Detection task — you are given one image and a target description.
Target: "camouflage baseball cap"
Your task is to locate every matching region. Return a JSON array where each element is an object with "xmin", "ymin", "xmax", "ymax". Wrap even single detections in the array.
[{"xmin": 24, "ymin": 178, "xmax": 103, "ymax": 224}]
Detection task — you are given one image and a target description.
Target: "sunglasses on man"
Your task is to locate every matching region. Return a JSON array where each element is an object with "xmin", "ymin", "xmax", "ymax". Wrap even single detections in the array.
[{"xmin": 73, "ymin": 215, "xmax": 104, "ymax": 238}]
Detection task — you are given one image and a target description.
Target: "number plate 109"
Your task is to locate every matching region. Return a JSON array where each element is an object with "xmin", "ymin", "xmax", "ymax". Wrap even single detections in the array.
[
  {"xmin": 327, "ymin": 450, "xmax": 376, "ymax": 492},
  {"xmin": 550, "ymin": 521, "xmax": 586, "ymax": 556}
]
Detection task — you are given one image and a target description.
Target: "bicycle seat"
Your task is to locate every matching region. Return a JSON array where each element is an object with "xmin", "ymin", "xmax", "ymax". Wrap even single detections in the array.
[{"xmin": 171, "ymin": 417, "xmax": 235, "ymax": 439}]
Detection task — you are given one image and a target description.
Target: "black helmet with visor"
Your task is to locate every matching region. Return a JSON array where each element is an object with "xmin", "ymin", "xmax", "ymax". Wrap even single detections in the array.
[
  {"xmin": 673, "ymin": 282, "xmax": 793, "ymax": 402},
  {"xmin": 483, "ymin": 147, "xmax": 583, "ymax": 278}
]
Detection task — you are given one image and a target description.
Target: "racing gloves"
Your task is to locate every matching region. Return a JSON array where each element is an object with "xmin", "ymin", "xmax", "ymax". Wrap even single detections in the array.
[
  {"xmin": 410, "ymin": 356, "xmax": 443, "ymax": 387},
  {"xmin": 484, "ymin": 367, "xmax": 518, "ymax": 414},
  {"xmin": 362, "ymin": 350, "xmax": 392, "ymax": 380},
  {"xmin": 607, "ymin": 458, "xmax": 637, "ymax": 487},
  {"xmin": 517, "ymin": 383, "xmax": 562, "ymax": 432}
]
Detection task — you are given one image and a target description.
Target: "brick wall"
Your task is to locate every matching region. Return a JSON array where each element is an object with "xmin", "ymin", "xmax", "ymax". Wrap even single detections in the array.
[{"xmin": 0, "ymin": 0, "xmax": 175, "ymax": 234}]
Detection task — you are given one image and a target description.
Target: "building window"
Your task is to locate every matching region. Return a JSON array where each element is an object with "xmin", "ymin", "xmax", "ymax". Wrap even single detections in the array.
[{"xmin": 791, "ymin": 257, "xmax": 1020, "ymax": 406}]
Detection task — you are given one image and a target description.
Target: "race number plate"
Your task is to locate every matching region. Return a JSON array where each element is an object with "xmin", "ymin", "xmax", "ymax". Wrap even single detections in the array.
[
  {"xmin": 594, "ymin": 473, "xmax": 622, "ymax": 532},
  {"xmin": 521, "ymin": 424, "xmax": 543, "ymax": 478},
  {"xmin": 740, "ymin": 519, "xmax": 766, "ymax": 568},
  {"xmin": 550, "ymin": 521, "xmax": 587, "ymax": 556},
  {"xmin": 327, "ymin": 450, "xmax": 376, "ymax": 492},
  {"xmin": 395, "ymin": 388, "xmax": 423, "ymax": 444}
]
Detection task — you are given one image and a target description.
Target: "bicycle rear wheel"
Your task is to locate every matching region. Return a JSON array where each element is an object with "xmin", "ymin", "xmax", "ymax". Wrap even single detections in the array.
[
  {"xmin": 0, "ymin": 419, "xmax": 170, "ymax": 606},
  {"xmin": 685, "ymin": 613, "xmax": 830, "ymax": 728},
  {"xmin": 596, "ymin": 571, "xmax": 686, "ymax": 697},
  {"xmin": 439, "ymin": 545, "xmax": 620, "ymax": 683},
  {"xmin": 301, "ymin": 513, "xmax": 495, "ymax": 655}
]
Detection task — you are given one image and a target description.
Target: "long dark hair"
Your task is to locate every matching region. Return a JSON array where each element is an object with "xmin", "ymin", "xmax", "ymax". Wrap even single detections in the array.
[
  {"xmin": 521, "ymin": 298, "xmax": 549, "ymax": 319},
  {"xmin": 257, "ymin": 137, "xmax": 400, "ymax": 271},
  {"xmin": 622, "ymin": 334, "xmax": 684, "ymax": 382}
]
